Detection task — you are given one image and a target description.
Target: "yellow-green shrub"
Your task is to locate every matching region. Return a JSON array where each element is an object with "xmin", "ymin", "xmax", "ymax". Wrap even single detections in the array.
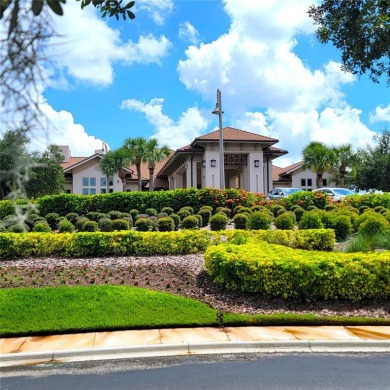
[{"xmin": 204, "ymin": 242, "xmax": 390, "ymax": 301}]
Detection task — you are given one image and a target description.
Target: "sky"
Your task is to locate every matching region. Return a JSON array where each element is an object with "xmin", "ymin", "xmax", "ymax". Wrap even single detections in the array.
[{"xmin": 4, "ymin": 0, "xmax": 390, "ymax": 167}]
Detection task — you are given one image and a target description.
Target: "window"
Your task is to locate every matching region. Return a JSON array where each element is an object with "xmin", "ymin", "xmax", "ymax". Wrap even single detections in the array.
[
  {"xmin": 307, "ymin": 178, "xmax": 312, "ymax": 186},
  {"xmin": 82, "ymin": 188, "xmax": 89, "ymax": 195},
  {"xmin": 301, "ymin": 178, "xmax": 306, "ymax": 186},
  {"xmin": 82, "ymin": 177, "xmax": 89, "ymax": 186},
  {"xmin": 90, "ymin": 177, "xmax": 96, "ymax": 186},
  {"xmin": 323, "ymin": 178, "xmax": 327, "ymax": 186},
  {"xmin": 100, "ymin": 177, "xmax": 107, "ymax": 187},
  {"xmin": 82, "ymin": 176, "xmax": 97, "ymax": 195},
  {"xmin": 90, "ymin": 188, "xmax": 96, "ymax": 195}
]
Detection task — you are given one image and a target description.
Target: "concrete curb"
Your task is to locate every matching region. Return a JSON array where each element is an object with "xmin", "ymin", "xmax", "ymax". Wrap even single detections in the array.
[{"xmin": 1, "ymin": 340, "xmax": 390, "ymax": 367}]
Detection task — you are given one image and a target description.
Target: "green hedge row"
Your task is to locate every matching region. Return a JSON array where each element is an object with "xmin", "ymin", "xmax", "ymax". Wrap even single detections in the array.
[
  {"xmin": 204, "ymin": 242, "xmax": 390, "ymax": 302},
  {"xmin": 0, "ymin": 229, "xmax": 335, "ymax": 259}
]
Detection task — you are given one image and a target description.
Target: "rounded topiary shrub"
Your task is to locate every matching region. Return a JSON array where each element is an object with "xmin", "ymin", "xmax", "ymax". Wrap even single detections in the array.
[
  {"xmin": 200, "ymin": 205, "xmax": 213, "ymax": 213},
  {"xmin": 8, "ymin": 223, "xmax": 29, "ymax": 233},
  {"xmin": 318, "ymin": 210, "xmax": 336, "ymax": 229},
  {"xmin": 270, "ymin": 204, "xmax": 285, "ymax": 217},
  {"xmin": 0, "ymin": 222, "xmax": 5, "ymax": 232},
  {"xmin": 170, "ymin": 213, "xmax": 180, "ymax": 229},
  {"xmin": 157, "ymin": 217, "xmax": 175, "ymax": 232},
  {"xmin": 75, "ymin": 217, "xmax": 89, "ymax": 231},
  {"xmin": 58, "ymin": 219, "xmax": 75, "ymax": 233},
  {"xmin": 324, "ymin": 204, "xmax": 337, "ymax": 212},
  {"xmin": 182, "ymin": 215, "xmax": 199, "ymax": 230},
  {"xmin": 275, "ymin": 207, "xmax": 287, "ymax": 216},
  {"xmin": 99, "ymin": 217, "xmax": 113, "ymax": 232},
  {"xmin": 108, "ymin": 210, "xmax": 124, "ymax": 220},
  {"xmin": 112, "ymin": 219, "xmax": 130, "ymax": 231},
  {"xmin": 250, "ymin": 205, "xmax": 262, "ymax": 212},
  {"xmin": 44, "ymin": 213, "xmax": 60, "ymax": 230},
  {"xmin": 334, "ymin": 215, "xmax": 352, "ymax": 240},
  {"xmin": 358, "ymin": 215, "xmax": 389, "ymax": 237},
  {"xmin": 216, "ymin": 207, "xmax": 231, "ymax": 218},
  {"xmin": 135, "ymin": 217, "xmax": 153, "ymax": 232},
  {"xmin": 129, "ymin": 209, "xmax": 139, "ymax": 220},
  {"xmin": 306, "ymin": 205, "xmax": 318, "ymax": 211},
  {"xmin": 32, "ymin": 222, "xmax": 52, "ymax": 232},
  {"xmin": 293, "ymin": 206, "xmax": 305, "ymax": 222},
  {"xmin": 374, "ymin": 206, "xmax": 386, "ymax": 213},
  {"xmin": 81, "ymin": 220, "xmax": 99, "ymax": 232},
  {"xmin": 274, "ymin": 212, "xmax": 295, "ymax": 230},
  {"xmin": 180, "ymin": 206, "xmax": 194, "ymax": 215},
  {"xmin": 197, "ymin": 209, "xmax": 211, "ymax": 227},
  {"xmin": 177, "ymin": 209, "xmax": 191, "ymax": 221},
  {"xmin": 298, "ymin": 211, "xmax": 324, "ymax": 230},
  {"xmin": 209, "ymin": 213, "xmax": 228, "ymax": 231},
  {"xmin": 194, "ymin": 213, "xmax": 203, "ymax": 228},
  {"xmin": 157, "ymin": 212, "xmax": 168, "ymax": 219},
  {"xmin": 233, "ymin": 213, "xmax": 248, "ymax": 229},
  {"xmin": 336, "ymin": 210, "xmax": 358, "ymax": 232},
  {"xmin": 247, "ymin": 211, "xmax": 272, "ymax": 230},
  {"xmin": 87, "ymin": 212, "xmax": 108, "ymax": 222},
  {"xmin": 145, "ymin": 208, "xmax": 158, "ymax": 216},
  {"xmin": 65, "ymin": 212, "xmax": 79, "ymax": 224},
  {"xmin": 237, "ymin": 207, "xmax": 251, "ymax": 215},
  {"xmin": 161, "ymin": 207, "xmax": 174, "ymax": 215},
  {"xmin": 358, "ymin": 205, "xmax": 370, "ymax": 214}
]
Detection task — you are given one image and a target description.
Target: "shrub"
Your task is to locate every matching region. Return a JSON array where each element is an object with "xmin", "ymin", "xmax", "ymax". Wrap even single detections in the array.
[
  {"xmin": 86, "ymin": 212, "xmax": 108, "ymax": 222},
  {"xmin": 135, "ymin": 217, "xmax": 154, "ymax": 232},
  {"xmin": 111, "ymin": 219, "xmax": 130, "ymax": 231},
  {"xmin": 232, "ymin": 213, "xmax": 248, "ymax": 229},
  {"xmin": 247, "ymin": 211, "xmax": 272, "ymax": 230},
  {"xmin": 135, "ymin": 213, "xmax": 149, "ymax": 220},
  {"xmin": 358, "ymin": 205, "xmax": 370, "ymax": 214},
  {"xmin": 157, "ymin": 217, "xmax": 175, "ymax": 232},
  {"xmin": 44, "ymin": 213, "xmax": 60, "ymax": 230},
  {"xmin": 182, "ymin": 215, "xmax": 199, "ymax": 230},
  {"xmin": 121, "ymin": 216, "xmax": 133, "ymax": 228},
  {"xmin": 98, "ymin": 218, "xmax": 113, "ymax": 232},
  {"xmin": 324, "ymin": 204, "xmax": 337, "ymax": 212},
  {"xmin": 180, "ymin": 206, "xmax": 194, "ymax": 215},
  {"xmin": 306, "ymin": 205, "xmax": 318, "ymax": 211},
  {"xmin": 32, "ymin": 222, "xmax": 52, "ymax": 232},
  {"xmin": 209, "ymin": 213, "xmax": 228, "ymax": 231},
  {"xmin": 298, "ymin": 211, "xmax": 324, "ymax": 230},
  {"xmin": 161, "ymin": 207, "xmax": 174, "ymax": 215},
  {"xmin": 197, "ymin": 209, "xmax": 211, "ymax": 227},
  {"xmin": 336, "ymin": 209, "xmax": 358, "ymax": 232},
  {"xmin": 129, "ymin": 209, "xmax": 139, "ymax": 220},
  {"xmin": 177, "ymin": 209, "xmax": 191, "ymax": 221},
  {"xmin": 0, "ymin": 222, "xmax": 5, "ymax": 232},
  {"xmin": 81, "ymin": 220, "xmax": 99, "ymax": 232},
  {"xmin": 200, "ymin": 205, "xmax": 213, "ymax": 213},
  {"xmin": 317, "ymin": 210, "xmax": 336, "ymax": 229},
  {"xmin": 170, "ymin": 213, "xmax": 180, "ymax": 229},
  {"xmin": 58, "ymin": 219, "xmax": 75, "ymax": 233},
  {"xmin": 145, "ymin": 208, "xmax": 158, "ymax": 216},
  {"xmin": 157, "ymin": 212, "xmax": 168, "ymax": 219},
  {"xmin": 292, "ymin": 206, "xmax": 305, "ymax": 222},
  {"xmin": 374, "ymin": 206, "xmax": 386, "ymax": 213},
  {"xmin": 7, "ymin": 223, "xmax": 29, "ymax": 232},
  {"xmin": 216, "ymin": 207, "xmax": 231, "ymax": 218},
  {"xmin": 333, "ymin": 215, "xmax": 352, "ymax": 240},
  {"xmin": 194, "ymin": 214, "xmax": 203, "ymax": 228},
  {"xmin": 65, "ymin": 212, "xmax": 79, "ymax": 224},
  {"xmin": 274, "ymin": 212, "xmax": 295, "ymax": 230},
  {"xmin": 108, "ymin": 210, "xmax": 124, "ymax": 220},
  {"xmin": 75, "ymin": 217, "xmax": 89, "ymax": 231},
  {"xmin": 250, "ymin": 205, "xmax": 262, "ymax": 212},
  {"xmin": 275, "ymin": 207, "xmax": 287, "ymax": 216},
  {"xmin": 358, "ymin": 215, "xmax": 389, "ymax": 237}
]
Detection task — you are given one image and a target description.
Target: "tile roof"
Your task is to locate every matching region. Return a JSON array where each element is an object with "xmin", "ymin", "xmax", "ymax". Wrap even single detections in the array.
[
  {"xmin": 272, "ymin": 161, "xmax": 303, "ymax": 181},
  {"xmin": 194, "ymin": 127, "xmax": 279, "ymax": 143},
  {"xmin": 61, "ymin": 157, "xmax": 88, "ymax": 169}
]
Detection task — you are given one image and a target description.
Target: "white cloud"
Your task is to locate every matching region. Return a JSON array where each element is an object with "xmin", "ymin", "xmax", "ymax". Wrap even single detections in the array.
[
  {"xmin": 370, "ymin": 104, "xmax": 390, "ymax": 123},
  {"xmin": 25, "ymin": 102, "xmax": 106, "ymax": 156},
  {"xmin": 120, "ymin": 98, "xmax": 208, "ymax": 149},
  {"xmin": 47, "ymin": 2, "xmax": 171, "ymax": 86},
  {"xmin": 179, "ymin": 21, "xmax": 200, "ymax": 45},
  {"xmin": 136, "ymin": 0, "xmax": 174, "ymax": 25}
]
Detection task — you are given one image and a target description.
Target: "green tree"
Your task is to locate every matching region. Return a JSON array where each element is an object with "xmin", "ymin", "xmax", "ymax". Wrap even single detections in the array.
[
  {"xmin": 302, "ymin": 141, "xmax": 336, "ymax": 188},
  {"xmin": 123, "ymin": 137, "xmax": 150, "ymax": 192},
  {"xmin": 354, "ymin": 130, "xmax": 390, "ymax": 191},
  {"xmin": 308, "ymin": 0, "xmax": 390, "ymax": 84},
  {"xmin": 331, "ymin": 143, "xmax": 357, "ymax": 187},
  {"xmin": 99, "ymin": 148, "xmax": 132, "ymax": 192},
  {"xmin": 145, "ymin": 139, "xmax": 171, "ymax": 192},
  {"xmin": 0, "ymin": 130, "xmax": 30, "ymax": 200},
  {"xmin": 24, "ymin": 145, "xmax": 65, "ymax": 198}
]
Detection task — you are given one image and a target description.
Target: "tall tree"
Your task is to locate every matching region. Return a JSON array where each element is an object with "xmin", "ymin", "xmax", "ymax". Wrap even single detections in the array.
[
  {"xmin": 123, "ymin": 137, "xmax": 150, "ymax": 191},
  {"xmin": 308, "ymin": 0, "xmax": 390, "ymax": 84},
  {"xmin": 331, "ymin": 144, "xmax": 356, "ymax": 187},
  {"xmin": 99, "ymin": 148, "xmax": 132, "ymax": 192},
  {"xmin": 24, "ymin": 145, "xmax": 65, "ymax": 198},
  {"xmin": 302, "ymin": 141, "xmax": 336, "ymax": 188},
  {"xmin": 145, "ymin": 139, "xmax": 171, "ymax": 192},
  {"xmin": 354, "ymin": 130, "xmax": 390, "ymax": 191}
]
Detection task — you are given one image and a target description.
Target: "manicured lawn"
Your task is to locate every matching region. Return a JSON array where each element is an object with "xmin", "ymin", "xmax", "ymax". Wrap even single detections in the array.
[{"xmin": 0, "ymin": 285, "xmax": 219, "ymax": 337}]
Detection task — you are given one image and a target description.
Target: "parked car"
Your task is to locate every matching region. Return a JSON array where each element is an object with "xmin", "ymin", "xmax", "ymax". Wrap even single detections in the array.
[
  {"xmin": 267, "ymin": 187, "xmax": 304, "ymax": 200},
  {"xmin": 312, "ymin": 187, "xmax": 355, "ymax": 201}
]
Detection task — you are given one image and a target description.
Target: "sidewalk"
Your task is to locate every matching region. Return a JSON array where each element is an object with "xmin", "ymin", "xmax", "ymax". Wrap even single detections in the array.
[{"xmin": 1, "ymin": 326, "xmax": 389, "ymax": 367}]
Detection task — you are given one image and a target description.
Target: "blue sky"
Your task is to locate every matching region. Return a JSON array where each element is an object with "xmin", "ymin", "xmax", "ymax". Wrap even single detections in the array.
[{"xmin": 8, "ymin": 0, "xmax": 390, "ymax": 166}]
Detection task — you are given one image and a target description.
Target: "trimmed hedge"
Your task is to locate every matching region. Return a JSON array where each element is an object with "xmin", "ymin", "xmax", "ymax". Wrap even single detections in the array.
[
  {"xmin": 204, "ymin": 242, "xmax": 390, "ymax": 302},
  {"xmin": 0, "ymin": 229, "xmax": 335, "ymax": 259}
]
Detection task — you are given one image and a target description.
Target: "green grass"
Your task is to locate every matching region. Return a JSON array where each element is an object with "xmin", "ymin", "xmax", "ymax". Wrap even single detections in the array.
[
  {"xmin": 0, "ymin": 285, "xmax": 219, "ymax": 337},
  {"xmin": 344, "ymin": 230, "xmax": 390, "ymax": 252}
]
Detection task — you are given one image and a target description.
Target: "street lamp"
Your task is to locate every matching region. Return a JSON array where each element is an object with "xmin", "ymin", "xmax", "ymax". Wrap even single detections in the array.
[{"xmin": 212, "ymin": 88, "xmax": 225, "ymax": 189}]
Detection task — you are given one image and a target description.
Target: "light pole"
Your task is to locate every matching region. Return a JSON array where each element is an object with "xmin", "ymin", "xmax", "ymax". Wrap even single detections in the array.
[{"xmin": 212, "ymin": 88, "xmax": 225, "ymax": 189}]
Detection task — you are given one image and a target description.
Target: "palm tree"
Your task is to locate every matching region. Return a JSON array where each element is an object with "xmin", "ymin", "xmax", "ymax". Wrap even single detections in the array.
[
  {"xmin": 146, "ymin": 139, "xmax": 171, "ymax": 192},
  {"xmin": 302, "ymin": 141, "xmax": 336, "ymax": 188},
  {"xmin": 331, "ymin": 144, "xmax": 356, "ymax": 188},
  {"xmin": 123, "ymin": 137, "xmax": 150, "ymax": 191},
  {"xmin": 99, "ymin": 148, "xmax": 132, "ymax": 192}
]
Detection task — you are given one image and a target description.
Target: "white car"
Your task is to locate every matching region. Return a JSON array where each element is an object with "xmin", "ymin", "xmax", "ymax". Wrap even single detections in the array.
[
  {"xmin": 312, "ymin": 187, "xmax": 355, "ymax": 201},
  {"xmin": 267, "ymin": 187, "xmax": 304, "ymax": 200}
]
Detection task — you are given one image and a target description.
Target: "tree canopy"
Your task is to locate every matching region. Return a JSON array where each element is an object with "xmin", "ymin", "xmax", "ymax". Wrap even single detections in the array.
[{"xmin": 308, "ymin": 0, "xmax": 390, "ymax": 84}]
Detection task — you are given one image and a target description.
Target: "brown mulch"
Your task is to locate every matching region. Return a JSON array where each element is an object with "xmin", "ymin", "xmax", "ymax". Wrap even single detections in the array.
[{"xmin": 0, "ymin": 254, "xmax": 389, "ymax": 319}]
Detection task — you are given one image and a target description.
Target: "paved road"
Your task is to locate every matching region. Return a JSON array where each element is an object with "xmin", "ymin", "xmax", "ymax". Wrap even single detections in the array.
[{"xmin": 2, "ymin": 353, "xmax": 390, "ymax": 389}]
